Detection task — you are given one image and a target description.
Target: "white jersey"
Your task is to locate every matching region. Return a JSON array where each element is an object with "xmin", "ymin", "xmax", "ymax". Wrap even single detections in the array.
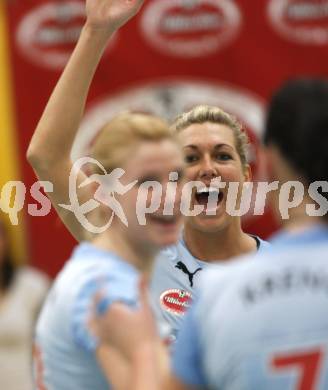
[
  {"xmin": 173, "ymin": 224, "xmax": 328, "ymax": 390},
  {"xmin": 34, "ymin": 243, "xmax": 139, "ymax": 390},
  {"xmin": 150, "ymin": 235, "xmax": 269, "ymax": 343}
]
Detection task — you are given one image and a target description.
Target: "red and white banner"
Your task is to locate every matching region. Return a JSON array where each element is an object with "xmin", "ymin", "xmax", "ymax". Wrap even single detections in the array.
[{"xmin": 3, "ymin": 0, "xmax": 328, "ymax": 276}]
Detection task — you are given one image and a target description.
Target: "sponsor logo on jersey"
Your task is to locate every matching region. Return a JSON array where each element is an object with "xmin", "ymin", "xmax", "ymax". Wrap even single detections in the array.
[
  {"xmin": 175, "ymin": 261, "xmax": 202, "ymax": 287},
  {"xmin": 268, "ymin": 0, "xmax": 328, "ymax": 45},
  {"xmin": 160, "ymin": 289, "xmax": 192, "ymax": 315},
  {"xmin": 140, "ymin": 0, "xmax": 242, "ymax": 58}
]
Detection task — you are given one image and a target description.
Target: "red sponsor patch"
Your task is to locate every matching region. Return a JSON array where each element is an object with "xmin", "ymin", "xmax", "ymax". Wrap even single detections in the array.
[{"xmin": 160, "ymin": 289, "xmax": 192, "ymax": 315}]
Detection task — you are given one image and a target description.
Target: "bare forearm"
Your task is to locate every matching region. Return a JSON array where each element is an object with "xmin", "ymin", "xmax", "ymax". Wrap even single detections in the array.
[
  {"xmin": 131, "ymin": 346, "xmax": 192, "ymax": 390},
  {"xmin": 130, "ymin": 344, "xmax": 161, "ymax": 390},
  {"xmin": 26, "ymin": 24, "xmax": 115, "ymax": 241},
  {"xmin": 26, "ymin": 0, "xmax": 145, "ymax": 241}
]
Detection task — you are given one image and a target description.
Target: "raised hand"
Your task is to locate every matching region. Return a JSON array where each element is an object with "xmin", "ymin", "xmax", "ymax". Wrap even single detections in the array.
[{"xmin": 85, "ymin": 0, "xmax": 145, "ymax": 33}]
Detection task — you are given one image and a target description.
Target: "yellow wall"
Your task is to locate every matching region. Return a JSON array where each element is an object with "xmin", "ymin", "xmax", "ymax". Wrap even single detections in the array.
[{"xmin": 0, "ymin": 2, "xmax": 27, "ymax": 263}]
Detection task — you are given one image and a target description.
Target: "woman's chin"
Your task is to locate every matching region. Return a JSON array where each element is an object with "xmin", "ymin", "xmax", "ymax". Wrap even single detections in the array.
[{"xmin": 187, "ymin": 213, "xmax": 229, "ymax": 234}]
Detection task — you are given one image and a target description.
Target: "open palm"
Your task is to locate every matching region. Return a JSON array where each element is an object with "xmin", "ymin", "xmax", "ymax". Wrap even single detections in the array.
[{"xmin": 86, "ymin": 0, "xmax": 145, "ymax": 31}]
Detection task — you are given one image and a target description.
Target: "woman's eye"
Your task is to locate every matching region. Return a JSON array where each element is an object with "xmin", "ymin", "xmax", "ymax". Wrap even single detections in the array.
[
  {"xmin": 216, "ymin": 153, "xmax": 232, "ymax": 161},
  {"xmin": 185, "ymin": 155, "xmax": 198, "ymax": 163}
]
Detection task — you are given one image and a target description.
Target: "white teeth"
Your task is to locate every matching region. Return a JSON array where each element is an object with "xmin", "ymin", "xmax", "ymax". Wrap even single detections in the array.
[{"xmin": 197, "ymin": 187, "xmax": 220, "ymax": 194}]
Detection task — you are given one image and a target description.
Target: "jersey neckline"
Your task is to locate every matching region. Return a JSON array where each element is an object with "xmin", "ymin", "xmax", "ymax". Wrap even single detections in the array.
[{"xmin": 179, "ymin": 233, "xmax": 263, "ymax": 267}]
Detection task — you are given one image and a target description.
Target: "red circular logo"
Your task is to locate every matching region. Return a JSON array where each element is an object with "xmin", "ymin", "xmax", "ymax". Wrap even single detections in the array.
[
  {"xmin": 16, "ymin": 1, "xmax": 116, "ymax": 70},
  {"xmin": 140, "ymin": 0, "xmax": 242, "ymax": 58},
  {"xmin": 160, "ymin": 289, "xmax": 192, "ymax": 315},
  {"xmin": 268, "ymin": 0, "xmax": 328, "ymax": 45}
]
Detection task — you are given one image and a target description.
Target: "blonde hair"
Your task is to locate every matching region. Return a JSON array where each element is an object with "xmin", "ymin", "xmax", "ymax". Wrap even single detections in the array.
[
  {"xmin": 172, "ymin": 105, "xmax": 249, "ymax": 168},
  {"xmin": 91, "ymin": 112, "xmax": 176, "ymax": 173}
]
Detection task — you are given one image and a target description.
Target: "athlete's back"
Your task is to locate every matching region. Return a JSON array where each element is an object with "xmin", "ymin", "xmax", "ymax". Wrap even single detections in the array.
[
  {"xmin": 34, "ymin": 243, "xmax": 139, "ymax": 390},
  {"xmin": 174, "ymin": 225, "xmax": 328, "ymax": 390}
]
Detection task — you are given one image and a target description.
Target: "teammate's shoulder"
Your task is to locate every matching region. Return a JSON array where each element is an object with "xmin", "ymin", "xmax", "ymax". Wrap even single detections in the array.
[
  {"xmin": 190, "ymin": 256, "xmax": 256, "ymax": 320},
  {"xmin": 55, "ymin": 242, "xmax": 138, "ymax": 296},
  {"xmin": 201, "ymin": 254, "xmax": 251, "ymax": 283},
  {"xmin": 68, "ymin": 242, "xmax": 130, "ymax": 273},
  {"xmin": 199, "ymin": 248, "xmax": 271, "ymax": 296}
]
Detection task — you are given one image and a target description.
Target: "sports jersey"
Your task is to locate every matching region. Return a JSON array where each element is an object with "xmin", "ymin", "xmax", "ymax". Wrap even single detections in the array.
[
  {"xmin": 34, "ymin": 243, "xmax": 139, "ymax": 390},
  {"xmin": 150, "ymin": 234, "xmax": 270, "ymax": 342},
  {"xmin": 173, "ymin": 224, "xmax": 328, "ymax": 390}
]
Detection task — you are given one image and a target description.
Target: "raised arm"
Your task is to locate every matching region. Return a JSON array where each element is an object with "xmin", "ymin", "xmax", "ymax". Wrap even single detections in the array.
[{"xmin": 27, "ymin": 0, "xmax": 144, "ymax": 241}]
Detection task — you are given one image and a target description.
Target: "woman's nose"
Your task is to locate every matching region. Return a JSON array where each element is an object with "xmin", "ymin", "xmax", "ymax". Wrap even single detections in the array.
[{"xmin": 199, "ymin": 156, "xmax": 217, "ymax": 179}]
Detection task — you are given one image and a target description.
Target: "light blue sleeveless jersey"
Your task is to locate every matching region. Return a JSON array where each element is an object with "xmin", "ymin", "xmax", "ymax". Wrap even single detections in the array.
[
  {"xmin": 150, "ymin": 235, "xmax": 270, "ymax": 343},
  {"xmin": 34, "ymin": 243, "xmax": 139, "ymax": 390},
  {"xmin": 173, "ymin": 225, "xmax": 328, "ymax": 389}
]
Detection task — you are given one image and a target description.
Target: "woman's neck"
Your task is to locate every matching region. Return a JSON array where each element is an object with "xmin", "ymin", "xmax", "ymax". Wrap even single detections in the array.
[
  {"xmin": 183, "ymin": 221, "xmax": 257, "ymax": 262},
  {"xmin": 92, "ymin": 228, "xmax": 156, "ymax": 276}
]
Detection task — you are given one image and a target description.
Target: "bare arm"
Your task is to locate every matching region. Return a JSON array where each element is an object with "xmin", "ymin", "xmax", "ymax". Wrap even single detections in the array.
[
  {"xmin": 27, "ymin": 0, "xmax": 144, "ymax": 241},
  {"xmin": 129, "ymin": 345, "xmax": 192, "ymax": 390},
  {"xmin": 96, "ymin": 345, "xmax": 130, "ymax": 390},
  {"xmin": 98, "ymin": 341, "xmax": 194, "ymax": 390},
  {"xmin": 162, "ymin": 375, "xmax": 198, "ymax": 390}
]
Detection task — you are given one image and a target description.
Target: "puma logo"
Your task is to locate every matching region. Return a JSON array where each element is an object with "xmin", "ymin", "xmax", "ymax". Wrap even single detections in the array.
[{"xmin": 175, "ymin": 261, "xmax": 202, "ymax": 287}]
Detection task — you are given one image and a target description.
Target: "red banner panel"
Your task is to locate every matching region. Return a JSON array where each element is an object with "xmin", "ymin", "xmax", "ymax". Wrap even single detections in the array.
[{"xmin": 5, "ymin": 0, "xmax": 328, "ymax": 276}]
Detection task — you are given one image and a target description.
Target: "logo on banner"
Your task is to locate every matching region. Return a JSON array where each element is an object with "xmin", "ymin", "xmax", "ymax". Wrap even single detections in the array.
[
  {"xmin": 140, "ymin": 0, "xmax": 242, "ymax": 57},
  {"xmin": 268, "ymin": 0, "xmax": 328, "ymax": 45},
  {"xmin": 16, "ymin": 1, "xmax": 116, "ymax": 70}
]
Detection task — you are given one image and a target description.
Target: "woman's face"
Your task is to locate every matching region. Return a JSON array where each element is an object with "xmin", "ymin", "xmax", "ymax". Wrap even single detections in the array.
[
  {"xmin": 179, "ymin": 122, "xmax": 250, "ymax": 233},
  {"xmin": 116, "ymin": 139, "xmax": 184, "ymax": 250}
]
